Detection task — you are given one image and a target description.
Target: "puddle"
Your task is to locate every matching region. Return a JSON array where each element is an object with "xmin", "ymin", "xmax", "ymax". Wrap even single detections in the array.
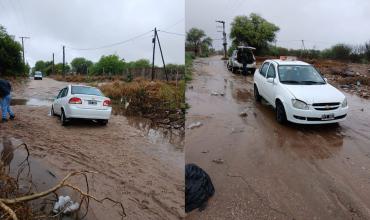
[
  {"xmin": 125, "ymin": 116, "xmax": 184, "ymax": 151},
  {"xmin": 0, "ymin": 136, "xmax": 99, "ymax": 219},
  {"xmin": 11, "ymin": 98, "xmax": 53, "ymax": 107}
]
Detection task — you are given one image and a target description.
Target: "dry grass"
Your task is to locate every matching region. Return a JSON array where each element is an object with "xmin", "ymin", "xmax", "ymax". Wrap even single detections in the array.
[
  {"xmin": 52, "ymin": 75, "xmax": 124, "ymax": 83},
  {"xmin": 99, "ymin": 78, "xmax": 185, "ymax": 115}
]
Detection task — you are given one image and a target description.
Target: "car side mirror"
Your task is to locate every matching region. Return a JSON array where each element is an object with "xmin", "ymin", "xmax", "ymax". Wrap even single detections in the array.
[
  {"xmin": 324, "ymin": 78, "xmax": 328, "ymax": 83},
  {"xmin": 267, "ymin": 77, "xmax": 274, "ymax": 83}
]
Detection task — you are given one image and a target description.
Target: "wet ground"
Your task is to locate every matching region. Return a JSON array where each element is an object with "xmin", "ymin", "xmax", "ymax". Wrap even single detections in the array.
[
  {"xmin": 185, "ymin": 56, "xmax": 370, "ymax": 220},
  {"xmin": 1, "ymin": 77, "xmax": 184, "ymax": 219}
]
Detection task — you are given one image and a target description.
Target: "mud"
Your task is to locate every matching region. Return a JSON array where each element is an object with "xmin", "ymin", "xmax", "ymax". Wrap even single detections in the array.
[
  {"xmin": 1, "ymin": 77, "xmax": 184, "ymax": 219},
  {"xmin": 185, "ymin": 56, "xmax": 370, "ymax": 220}
]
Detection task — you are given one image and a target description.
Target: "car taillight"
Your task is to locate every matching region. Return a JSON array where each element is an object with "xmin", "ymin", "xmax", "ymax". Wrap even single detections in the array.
[
  {"xmin": 69, "ymin": 97, "xmax": 82, "ymax": 104},
  {"xmin": 103, "ymin": 99, "xmax": 111, "ymax": 106}
]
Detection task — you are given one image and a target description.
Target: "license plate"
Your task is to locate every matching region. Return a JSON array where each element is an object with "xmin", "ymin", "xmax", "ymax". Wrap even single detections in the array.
[
  {"xmin": 321, "ymin": 113, "xmax": 334, "ymax": 120},
  {"xmin": 88, "ymin": 100, "xmax": 97, "ymax": 105}
]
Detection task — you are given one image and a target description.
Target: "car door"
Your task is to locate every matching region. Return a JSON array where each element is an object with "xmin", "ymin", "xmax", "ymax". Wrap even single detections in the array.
[
  {"xmin": 264, "ymin": 63, "xmax": 278, "ymax": 104},
  {"xmin": 258, "ymin": 62, "xmax": 270, "ymax": 98},
  {"xmin": 53, "ymin": 88, "xmax": 64, "ymax": 115},
  {"xmin": 60, "ymin": 86, "xmax": 69, "ymax": 110}
]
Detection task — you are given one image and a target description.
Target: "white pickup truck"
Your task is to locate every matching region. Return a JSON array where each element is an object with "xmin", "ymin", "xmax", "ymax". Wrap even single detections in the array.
[{"xmin": 253, "ymin": 58, "xmax": 348, "ymax": 124}]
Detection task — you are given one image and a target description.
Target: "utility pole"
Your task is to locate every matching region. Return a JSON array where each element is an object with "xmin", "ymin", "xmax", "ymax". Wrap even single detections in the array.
[
  {"xmin": 52, "ymin": 53, "xmax": 55, "ymax": 75},
  {"xmin": 216, "ymin": 20, "xmax": 227, "ymax": 59},
  {"xmin": 301, "ymin": 40, "xmax": 306, "ymax": 58},
  {"xmin": 151, "ymin": 28, "xmax": 157, "ymax": 81},
  {"xmin": 62, "ymin": 46, "xmax": 65, "ymax": 78},
  {"xmin": 19, "ymin": 36, "xmax": 30, "ymax": 64},
  {"xmin": 155, "ymin": 30, "xmax": 168, "ymax": 81}
]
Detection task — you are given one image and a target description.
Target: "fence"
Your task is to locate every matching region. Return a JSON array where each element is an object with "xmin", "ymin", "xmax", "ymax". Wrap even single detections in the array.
[{"xmin": 67, "ymin": 67, "xmax": 185, "ymax": 81}]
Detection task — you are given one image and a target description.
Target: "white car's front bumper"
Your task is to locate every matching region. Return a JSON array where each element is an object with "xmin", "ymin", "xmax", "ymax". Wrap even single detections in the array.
[
  {"xmin": 65, "ymin": 105, "xmax": 112, "ymax": 120},
  {"xmin": 285, "ymin": 105, "xmax": 348, "ymax": 124}
]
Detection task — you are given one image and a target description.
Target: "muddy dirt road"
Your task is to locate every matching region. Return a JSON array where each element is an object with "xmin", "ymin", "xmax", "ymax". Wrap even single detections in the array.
[
  {"xmin": 0, "ymin": 77, "xmax": 184, "ymax": 219},
  {"xmin": 186, "ymin": 56, "xmax": 370, "ymax": 220}
]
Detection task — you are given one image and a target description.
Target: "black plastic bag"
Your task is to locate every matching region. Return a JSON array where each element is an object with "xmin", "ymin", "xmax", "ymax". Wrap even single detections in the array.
[{"xmin": 185, "ymin": 163, "xmax": 215, "ymax": 213}]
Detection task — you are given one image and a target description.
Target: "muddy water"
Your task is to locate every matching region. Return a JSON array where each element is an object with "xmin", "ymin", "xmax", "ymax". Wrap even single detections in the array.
[
  {"xmin": 186, "ymin": 56, "xmax": 370, "ymax": 220},
  {"xmin": 11, "ymin": 77, "xmax": 183, "ymax": 152}
]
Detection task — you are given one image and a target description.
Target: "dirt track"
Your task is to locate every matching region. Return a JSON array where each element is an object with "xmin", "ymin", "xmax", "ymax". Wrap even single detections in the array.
[
  {"xmin": 186, "ymin": 56, "xmax": 370, "ymax": 220},
  {"xmin": 0, "ymin": 77, "xmax": 185, "ymax": 219}
]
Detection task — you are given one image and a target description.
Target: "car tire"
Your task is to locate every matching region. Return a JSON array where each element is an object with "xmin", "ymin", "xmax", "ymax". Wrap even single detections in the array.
[
  {"xmin": 254, "ymin": 85, "xmax": 261, "ymax": 102},
  {"xmin": 98, "ymin": 119, "xmax": 108, "ymax": 126},
  {"xmin": 60, "ymin": 109, "xmax": 68, "ymax": 126},
  {"xmin": 276, "ymin": 101, "xmax": 287, "ymax": 124},
  {"xmin": 231, "ymin": 66, "xmax": 237, "ymax": 74},
  {"xmin": 51, "ymin": 106, "xmax": 56, "ymax": 116}
]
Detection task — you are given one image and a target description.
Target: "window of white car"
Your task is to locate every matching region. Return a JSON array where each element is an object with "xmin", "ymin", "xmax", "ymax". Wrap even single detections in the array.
[
  {"xmin": 71, "ymin": 86, "xmax": 103, "ymax": 96},
  {"xmin": 266, "ymin": 64, "xmax": 276, "ymax": 78},
  {"xmin": 260, "ymin": 62, "xmax": 270, "ymax": 77},
  {"xmin": 278, "ymin": 65, "xmax": 326, "ymax": 85}
]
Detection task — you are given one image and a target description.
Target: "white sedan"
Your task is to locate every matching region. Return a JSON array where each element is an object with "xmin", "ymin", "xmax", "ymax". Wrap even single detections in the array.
[
  {"xmin": 51, "ymin": 85, "xmax": 112, "ymax": 126},
  {"xmin": 253, "ymin": 58, "xmax": 348, "ymax": 124}
]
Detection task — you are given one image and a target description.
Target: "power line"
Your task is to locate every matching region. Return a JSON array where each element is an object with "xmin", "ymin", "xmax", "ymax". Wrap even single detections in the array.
[
  {"xmin": 157, "ymin": 30, "xmax": 185, "ymax": 37},
  {"xmin": 67, "ymin": 30, "xmax": 153, "ymax": 51}
]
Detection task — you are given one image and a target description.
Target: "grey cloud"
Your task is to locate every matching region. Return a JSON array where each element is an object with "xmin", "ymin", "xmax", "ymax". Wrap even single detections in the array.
[
  {"xmin": 186, "ymin": 0, "xmax": 370, "ymax": 50},
  {"xmin": 0, "ymin": 0, "xmax": 184, "ymax": 66}
]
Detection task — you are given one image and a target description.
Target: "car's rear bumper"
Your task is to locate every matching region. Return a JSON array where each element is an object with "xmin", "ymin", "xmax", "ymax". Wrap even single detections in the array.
[
  {"xmin": 65, "ymin": 106, "xmax": 112, "ymax": 120},
  {"xmin": 34, "ymin": 77, "xmax": 42, "ymax": 79},
  {"xmin": 233, "ymin": 62, "xmax": 257, "ymax": 69},
  {"xmin": 286, "ymin": 106, "xmax": 348, "ymax": 124}
]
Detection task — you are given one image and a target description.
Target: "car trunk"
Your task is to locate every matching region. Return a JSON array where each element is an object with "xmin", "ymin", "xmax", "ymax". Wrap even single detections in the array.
[
  {"xmin": 74, "ymin": 94, "xmax": 108, "ymax": 110},
  {"xmin": 237, "ymin": 49, "xmax": 255, "ymax": 64}
]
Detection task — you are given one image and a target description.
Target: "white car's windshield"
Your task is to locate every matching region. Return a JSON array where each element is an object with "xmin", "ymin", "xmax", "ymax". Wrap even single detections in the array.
[
  {"xmin": 71, "ymin": 86, "xmax": 103, "ymax": 96},
  {"xmin": 278, "ymin": 65, "xmax": 325, "ymax": 85}
]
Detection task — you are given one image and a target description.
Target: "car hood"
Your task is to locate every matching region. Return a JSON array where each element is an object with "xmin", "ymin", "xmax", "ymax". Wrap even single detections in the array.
[{"xmin": 283, "ymin": 83, "xmax": 345, "ymax": 104}]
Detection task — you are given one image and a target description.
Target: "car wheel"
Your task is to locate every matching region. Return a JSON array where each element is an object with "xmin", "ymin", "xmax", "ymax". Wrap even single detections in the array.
[
  {"xmin": 276, "ymin": 101, "xmax": 287, "ymax": 124},
  {"xmin": 98, "ymin": 119, "xmax": 108, "ymax": 126},
  {"xmin": 231, "ymin": 66, "xmax": 236, "ymax": 74},
  {"xmin": 254, "ymin": 85, "xmax": 261, "ymax": 102},
  {"xmin": 51, "ymin": 106, "xmax": 56, "ymax": 116},
  {"xmin": 60, "ymin": 109, "xmax": 68, "ymax": 126}
]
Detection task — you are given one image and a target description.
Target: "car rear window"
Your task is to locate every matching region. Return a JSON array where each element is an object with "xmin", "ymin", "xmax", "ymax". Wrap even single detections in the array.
[{"xmin": 71, "ymin": 86, "xmax": 103, "ymax": 96}]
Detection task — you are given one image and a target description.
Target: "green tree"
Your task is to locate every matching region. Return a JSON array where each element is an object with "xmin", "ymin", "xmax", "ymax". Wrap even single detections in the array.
[
  {"xmin": 33, "ymin": 60, "xmax": 46, "ymax": 72},
  {"xmin": 54, "ymin": 63, "xmax": 71, "ymax": 75},
  {"xmin": 0, "ymin": 25, "xmax": 26, "ymax": 76},
  {"xmin": 186, "ymin": 28, "xmax": 213, "ymax": 56},
  {"xmin": 92, "ymin": 55, "xmax": 125, "ymax": 75},
  {"xmin": 230, "ymin": 13, "xmax": 280, "ymax": 54},
  {"xmin": 71, "ymin": 57, "xmax": 93, "ymax": 74},
  {"xmin": 321, "ymin": 44, "xmax": 352, "ymax": 60},
  {"xmin": 127, "ymin": 59, "xmax": 151, "ymax": 68},
  {"xmin": 32, "ymin": 60, "xmax": 53, "ymax": 75}
]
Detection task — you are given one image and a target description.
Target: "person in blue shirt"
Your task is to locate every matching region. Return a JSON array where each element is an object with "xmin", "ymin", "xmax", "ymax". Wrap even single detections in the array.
[{"xmin": 0, "ymin": 79, "xmax": 15, "ymax": 122}]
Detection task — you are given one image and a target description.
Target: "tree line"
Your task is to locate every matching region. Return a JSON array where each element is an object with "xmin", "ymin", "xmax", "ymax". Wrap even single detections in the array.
[
  {"xmin": 33, "ymin": 55, "xmax": 154, "ymax": 76},
  {"xmin": 187, "ymin": 13, "xmax": 370, "ymax": 63}
]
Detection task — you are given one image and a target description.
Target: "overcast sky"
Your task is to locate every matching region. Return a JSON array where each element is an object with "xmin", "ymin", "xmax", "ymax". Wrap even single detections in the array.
[
  {"xmin": 186, "ymin": 0, "xmax": 370, "ymax": 51},
  {"xmin": 0, "ymin": 0, "xmax": 184, "ymax": 67}
]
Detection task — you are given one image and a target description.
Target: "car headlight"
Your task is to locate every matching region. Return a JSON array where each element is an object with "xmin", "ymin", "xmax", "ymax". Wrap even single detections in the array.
[
  {"xmin": 342, "ymin": 98, "xmax": 348, "ymax": 108},
  {"xmin": 292, "ymin": 99, "xmax": 309, "ymax": 110}
]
